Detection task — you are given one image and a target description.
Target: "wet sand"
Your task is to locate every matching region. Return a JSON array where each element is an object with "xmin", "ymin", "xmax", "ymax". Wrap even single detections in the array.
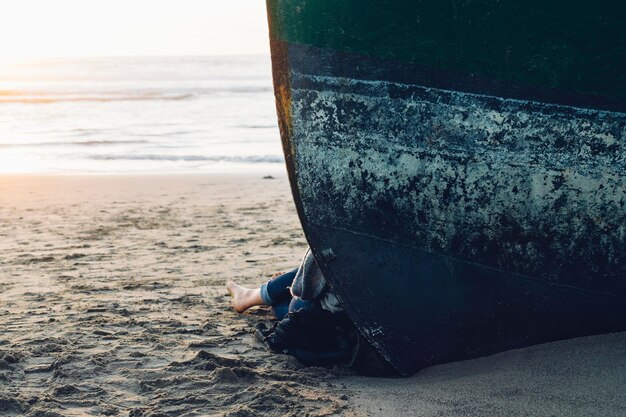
[{"xmin": 1, "ymin": 174, "xmax": 624, "ymax": 417}]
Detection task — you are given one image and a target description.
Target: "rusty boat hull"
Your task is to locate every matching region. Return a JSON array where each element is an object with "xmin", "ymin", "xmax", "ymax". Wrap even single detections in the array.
[{"xmin": 266, "ymin": 1, "xmax": 626, "ymax": 375}]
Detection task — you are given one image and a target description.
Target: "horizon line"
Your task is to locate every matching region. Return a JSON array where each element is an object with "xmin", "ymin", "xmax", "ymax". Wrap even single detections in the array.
[{"xmin": 0, "ymin": 53, "xmax": 271, "ymax": 64}]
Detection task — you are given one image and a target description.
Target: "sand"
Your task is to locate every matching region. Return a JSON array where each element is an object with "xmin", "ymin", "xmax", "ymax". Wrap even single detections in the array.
[
  {"xmin": 1, "ymin": 173, "xmax": 624, "ymax": 417},
  {"xmin": 0, "ymin": 174, "xmax": 353, "ymax": 417},
  {"xmin": 349, "ymin": 332, "xmax": 626, "ymax": 417}
]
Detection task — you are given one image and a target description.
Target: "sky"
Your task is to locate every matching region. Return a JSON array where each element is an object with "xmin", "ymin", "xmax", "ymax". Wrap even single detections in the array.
[{"xmin": 0, "ymin": 0, "xmax": 271, "ymax": 60}]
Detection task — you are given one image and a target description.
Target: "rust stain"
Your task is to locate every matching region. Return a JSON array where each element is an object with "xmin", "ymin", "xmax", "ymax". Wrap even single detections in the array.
[
  {"xmin": 277, "ymin": 83, "xmax": 293, "ymax": 142},
  {"xmin": 269, "ymin": 38, "xmax": 294, "ymax": 162}
]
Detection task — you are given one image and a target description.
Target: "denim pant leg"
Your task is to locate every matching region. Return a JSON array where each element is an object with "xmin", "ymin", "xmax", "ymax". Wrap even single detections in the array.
[
  {"xmin": 260, "ymin": 268, "xmax": 298, "ymax": 320},
  {"xmin": 288, "ymin": 297, "xmax": 315, "ymax": 313}
]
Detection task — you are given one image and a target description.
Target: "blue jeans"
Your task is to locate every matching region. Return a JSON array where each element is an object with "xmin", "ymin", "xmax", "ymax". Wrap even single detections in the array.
[{"xmin": 260, "ymin": 268, "xmax": 313, "ymax": 320}]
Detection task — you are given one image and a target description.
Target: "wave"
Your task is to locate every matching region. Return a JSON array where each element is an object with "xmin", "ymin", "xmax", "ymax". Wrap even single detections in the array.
[
  {"xmin": 0, "ymin": 93, "xmax": 194, "ymax": 104},
  {"xmin": 129, "ymin": 130, "xmax": 202, "ymax": 137},
  {"xmin": 234, "ymin": 124, "xmax": 277, "ymax": 129},
  {"xmin": 88, "ymin": 154, "xmax": 284, "ymax": 163},
  {"xmin": 0, "ymin": 140, "xmax": 148, "ymax": 148},
  {"xmin": 0, "ymin": 86, "xmax": 272, "ymax": 105}
]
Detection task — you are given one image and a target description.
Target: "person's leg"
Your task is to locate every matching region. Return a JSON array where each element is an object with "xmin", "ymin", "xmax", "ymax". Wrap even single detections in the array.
[
  {"xmin": 227, "ymin": 268, "xmax": 298, "ymax": 314},
  {"xmin": 271, "ymin": 301, "xmax": 291, "ymax": 321},
  {"xmin": 262, "ymin": 268, "xmax": 297, "ymax": 305},
  {"xmin": 288, "ymin": 296, "xmax": 314, "ymax": 313},
  {"xmin": 260, "ymin": 268, "xmax": 297, "ymax": 320}
]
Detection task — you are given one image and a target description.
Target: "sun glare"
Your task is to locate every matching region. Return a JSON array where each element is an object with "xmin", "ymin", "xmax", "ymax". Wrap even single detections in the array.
[
  {"xmin": 0, "ymin": 0, "xmax": 269, "ymax": 61},
  {"xmin": 0, "ymin": 0, "xmax": 274, "ymax": 175},
  {"xmin": 0, "ymin": 149, "xmax": 45, "ymax": 174}
]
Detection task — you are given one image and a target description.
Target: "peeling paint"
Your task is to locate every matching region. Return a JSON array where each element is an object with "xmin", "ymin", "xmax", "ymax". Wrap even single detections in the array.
[
  {"xmin": 266, "ymin": 5, "xmax": 626, "ymax": 374},
  {"xmin": 290, "ymin": 71, "xmax": 626, "ymax": 294}
]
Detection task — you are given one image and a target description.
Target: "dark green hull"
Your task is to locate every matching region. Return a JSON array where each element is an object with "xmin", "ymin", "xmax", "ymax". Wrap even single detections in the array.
[{"xmin": 266, "ymin": 1, "xmax": 626, "ymax": 375}]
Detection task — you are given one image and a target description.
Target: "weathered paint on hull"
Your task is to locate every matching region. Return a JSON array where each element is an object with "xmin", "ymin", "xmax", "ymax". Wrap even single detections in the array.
[{"xmin": 267, "ymin": 2, "xmax": 626, "ymax": 375}]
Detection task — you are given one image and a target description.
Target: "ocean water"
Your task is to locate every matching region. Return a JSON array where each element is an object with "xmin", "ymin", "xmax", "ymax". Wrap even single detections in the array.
[{"xmin": 0, "ymin": 56, "xmax": 284, "ymax": 174}]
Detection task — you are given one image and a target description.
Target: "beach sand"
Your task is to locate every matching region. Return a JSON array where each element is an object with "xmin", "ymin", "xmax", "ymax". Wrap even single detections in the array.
[
  {"xmin": 0, "ymin": 174, "xmax": 352, "ymax": 417},
  {"xmin": 350, "ymin": 332, "xmax": 626, "ymax": 417},
  {"xmin": 1, "ymin": 174, "xmax": 624, "ymax": 417}
]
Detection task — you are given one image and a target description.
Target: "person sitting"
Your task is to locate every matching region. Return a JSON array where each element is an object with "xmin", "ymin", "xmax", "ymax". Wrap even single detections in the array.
[
  {"xmin": 227, "ymin": 248, "xmax": 397, "ymax": 375},
  {"xmin": 227, "ymin": 249, "xmax": 353, "ymax": 367}
]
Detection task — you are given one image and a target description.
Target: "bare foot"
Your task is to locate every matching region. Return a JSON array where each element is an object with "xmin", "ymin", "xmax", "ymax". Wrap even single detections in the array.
[{"xmin": 226, "ymin": 280, "xmax": 264, "ymax": 313}]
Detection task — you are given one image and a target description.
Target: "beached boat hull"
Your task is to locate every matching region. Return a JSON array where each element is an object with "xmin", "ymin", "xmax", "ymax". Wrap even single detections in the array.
[{"xmin": 266, "ymin": 1, "xmax": 626, "ymax": 375}]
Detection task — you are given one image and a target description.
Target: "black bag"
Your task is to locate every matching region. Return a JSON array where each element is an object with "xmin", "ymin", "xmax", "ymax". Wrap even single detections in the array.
[
  {"xmin": 257, "ymin": 305, "xmax": 355, "ymax": 367},
  {"xmin": 257, "ymin": 305, "xmax": 399, "ymax": 376}
]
